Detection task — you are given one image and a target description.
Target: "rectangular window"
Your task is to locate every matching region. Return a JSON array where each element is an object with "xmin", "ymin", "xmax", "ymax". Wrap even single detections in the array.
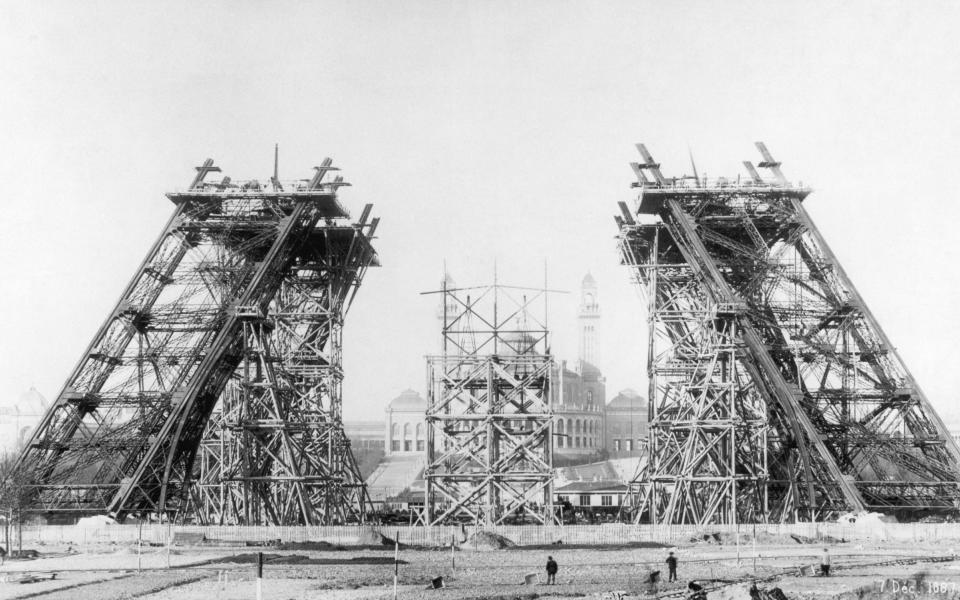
[
  {"xmin": 404, "ymin": 440, "xmax": 412, "ymax": 451},
  {"xmin": 614, "ymin": 439, "xmax": 621, "ymax": 452},
  {"xmin": 601, "ymin": 495, "xmax": 613, "ymax": 506},
  {"xmin": 416, "ymin": 440, "xmax": 424, "ymax": 451},
  {"xmin": 626, "ymin": 439, "xmax": 633, "ymax": 451},
  {"xmin": 579, "ymin": 495, "xmax": 591, "ymax": 506},
  {"xmin": 391, "ymin": 441, "xmax": 400, "ymax": 451},
  {"xmin": 558, "ymin": 495, "xmax": 569, "ymax": 502},
  {"xmin": 558, "ymin": 437, "xmax": 564, "ymax": 448}
]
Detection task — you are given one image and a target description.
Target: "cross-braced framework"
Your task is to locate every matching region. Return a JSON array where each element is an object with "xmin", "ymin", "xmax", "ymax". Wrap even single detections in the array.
[
  {"xmin": 14, "ymin": 157, "xmax": 378, "ymax": 524},
  {"xmin": 189, "ymin": 215, "xmax": 378, "ymax": 524},
  {"xmin": 616, "ymin": 143, "xmax": 960, "ymax": 524},
  {"xmin": 423, "ymin": 278, "xmax": 556, "ymax": 525}
]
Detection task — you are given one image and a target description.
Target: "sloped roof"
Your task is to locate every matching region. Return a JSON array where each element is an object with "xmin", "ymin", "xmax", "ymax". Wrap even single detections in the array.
[{"xmin": 556, "ymin": 480, "xmax": 626, "ymax": 493}]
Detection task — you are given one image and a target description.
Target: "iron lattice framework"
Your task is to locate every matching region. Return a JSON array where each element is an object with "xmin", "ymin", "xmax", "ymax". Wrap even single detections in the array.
[
  {"xmin": 423, "ymin": 279, "xmax": 555, "ymax": 525},
  {"xmin": 15, "ymin": 157, "xmax": 378, "ymax": 524},
  {"xmin": 617, "ymin": 143, "xmax": 960, "ymax": 524}
]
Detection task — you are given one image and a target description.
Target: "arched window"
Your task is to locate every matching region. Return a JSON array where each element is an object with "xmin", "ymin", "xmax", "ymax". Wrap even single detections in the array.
[
  {"xmin": 575, "ymin": 420, "xmax": 581, "ymax": 434},
  {"xmin": 567, "ymin": 419, "xmax": 573, "ymax": 435},
  {"xmin": 416, "ymin": 423, "xmax": 424, "ymax": 451},
  {"xmin": 586, "ymin": 390, "xmax": 594, "ymax": 405},
  {"xmin": 557, "ymin": 420, "xmax": 565, "ymax": 434},
  {"xmin": 403, "ymin": 423, "xmax": 412, "ymax": 451},
  {"xmin": 391, "ymin": 423, "xmax": 400, "ymax": 452}
]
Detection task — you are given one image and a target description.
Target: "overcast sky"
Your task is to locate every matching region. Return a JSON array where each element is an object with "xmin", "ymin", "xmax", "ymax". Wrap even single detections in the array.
[{"xmin": 1, "ymin": 1, "xmax": 959, "ymax": 424}]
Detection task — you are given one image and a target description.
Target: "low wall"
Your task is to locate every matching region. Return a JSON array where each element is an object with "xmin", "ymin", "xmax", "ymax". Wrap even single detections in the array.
[{"xmin": 12, "ymin": 522, "xmax": 960, "ymax": 548}]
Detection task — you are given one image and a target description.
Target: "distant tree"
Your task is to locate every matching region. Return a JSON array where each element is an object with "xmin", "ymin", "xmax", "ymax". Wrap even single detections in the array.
[
  {"xmin": 1, "ymin": 452, "xmax": 32, "ymax": 556},
  {"xmin": 0, "ymin": 451, "xmax": 34, "ymax": 523}
]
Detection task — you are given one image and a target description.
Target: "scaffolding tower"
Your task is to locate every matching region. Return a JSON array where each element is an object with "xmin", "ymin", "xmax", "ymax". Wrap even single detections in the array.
[
  {"xmin": 616, "ymin": 143, "xmax": 960, "ymax": 524},
  {"xmin": 423, "ymin": 277, "xmax": 555, "ymax": 525},
  {"xmin": 14, "ymin": 156, "xmax": 378, "ymax": 524}
]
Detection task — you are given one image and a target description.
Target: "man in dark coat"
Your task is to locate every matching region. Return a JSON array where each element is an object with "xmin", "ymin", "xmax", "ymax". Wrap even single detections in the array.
[
  {"xmin": 666, "ymin": 551, "xmax": 678, "ymax": 582},
  {"xmin": 546, "ymin": 555, "xmax": 558, "ymax": 584}
]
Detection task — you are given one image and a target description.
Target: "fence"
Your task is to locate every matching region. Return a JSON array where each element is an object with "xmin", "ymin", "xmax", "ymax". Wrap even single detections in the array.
[{"xmin": 13, "ymin": 522, "xmax": 960, "ymax": 548}]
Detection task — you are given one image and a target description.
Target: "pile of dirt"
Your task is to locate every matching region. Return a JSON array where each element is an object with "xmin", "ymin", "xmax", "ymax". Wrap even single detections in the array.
[
  {"xmin": 690, "ymin": 531, "xmax": 844, "ymax": 545},
  {"xmin": 465, "ymin": 531, "xmax": 516, "ymax": 550},
  {"xmin": 357, "ymin": 526, "xmax": 396, "ymax": 546},
  {"xmin": 837, "ymin": 511, "xmax": 898, "ymax": 526},
  {"xmin": 788, "ymin": 533, "xmax": 844, "ymax": 544}
]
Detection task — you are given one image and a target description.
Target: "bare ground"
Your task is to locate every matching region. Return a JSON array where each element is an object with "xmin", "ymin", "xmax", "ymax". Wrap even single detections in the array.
[{"xmin": 1, "ymin": 539, "xmax": 958, "ymax": 600}]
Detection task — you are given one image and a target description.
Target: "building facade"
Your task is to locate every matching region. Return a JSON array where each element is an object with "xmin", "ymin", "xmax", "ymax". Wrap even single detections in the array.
[
  {"xmin": 552, "ymin": 361, "xmax": 605, "ymax": 456},
  {"xmin": 604, "ymin": 388, "xmax": 648, "ymax": 457},
  {"xmin": 343, "ymin": 420, "xmax": 386, "ymax": 451},
  {"xmin": 384, "ymin": 389, "xmax": 427, "ymax": 455}
]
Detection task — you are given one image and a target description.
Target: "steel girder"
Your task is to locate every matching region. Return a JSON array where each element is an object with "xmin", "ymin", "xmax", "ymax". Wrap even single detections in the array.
[
  {"xmin": 617, "ymin": 143, "xmax": 960, "ymax": 524},
  {"xmin": 423, "ymin": 281, "xmax": 555, "ymax": 526},
  {"xmin": 14, "ymin": 160, "xmax": 378, "ymax": 523}
]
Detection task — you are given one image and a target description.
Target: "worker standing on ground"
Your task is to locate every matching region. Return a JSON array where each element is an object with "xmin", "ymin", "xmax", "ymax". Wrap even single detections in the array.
[
  {"xmin": 666, "ymin": 550, "xmax": 678, "ymax": 582},
  {"xmin": 546, "ymin": 555, "xmax": 558, "ymax": 584},
  {"xmin": 821, "ymin": 548, "xmax": 831, "ymax": 576}
]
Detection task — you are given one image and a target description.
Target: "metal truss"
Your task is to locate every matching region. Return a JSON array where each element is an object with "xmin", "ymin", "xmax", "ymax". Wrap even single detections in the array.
[
  {"xmin": 423, "ymin": 278, "xmax": 556, "ymax": 525},
  {"xmin": 188, "ymin": 220, "xmax": 378, "ymax": 524},
  {"xmin": 617, "ymin": 143, "xmax": 960, "ymax": 524},
  {"xmin": 15, "ymin": 158, "xmax": 378, "ymax": 524}
]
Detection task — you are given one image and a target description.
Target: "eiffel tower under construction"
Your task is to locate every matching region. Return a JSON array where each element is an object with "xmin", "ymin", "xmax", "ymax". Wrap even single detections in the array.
[
  {"xmin": 617, "ymin": 143, "xmax": 960, "ymax": 524},
  {"xmin": 14, "ymin": 153, "xmax": 378, "ymax": 524}
]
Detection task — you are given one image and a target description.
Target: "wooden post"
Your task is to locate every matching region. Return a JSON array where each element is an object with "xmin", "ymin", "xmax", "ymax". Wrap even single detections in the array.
[
  {"xmin": 166, "ymin": 520, "xmax": 172, "ymax": 569},
  {"xmin": 256, "ymin": 551, "xmax": 263, "ymax": 600},
  {"xmin": 737, "ymin": 521, "xmax": 740, "ymax": 567},
  {"xmin": 451, "ymin": 534, "xmax": 455, "ymax": 573},
  {"xmin": 137, "ymin": 520, "xmax": 143, "ymax": 572},
  {"xmin": 393, "ymin": 529, "xmax": 400, "ymax": 600},
  {"xmin": 3, "ymin": 509, "xmax": 10, "ymax": 565}
]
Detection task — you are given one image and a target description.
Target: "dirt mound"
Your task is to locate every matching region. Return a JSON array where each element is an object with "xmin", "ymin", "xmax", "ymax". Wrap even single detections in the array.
[
  {"xmin": 690, "ymin": 531, "xmax": 844, "ymax": 545},
  {"xmin": 465, "ymin": 531, "xmax": 516, "ymax": 550},
  {"xmin": 357, "ymin": 526, "xmax": 395, "ymax": 546}
]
